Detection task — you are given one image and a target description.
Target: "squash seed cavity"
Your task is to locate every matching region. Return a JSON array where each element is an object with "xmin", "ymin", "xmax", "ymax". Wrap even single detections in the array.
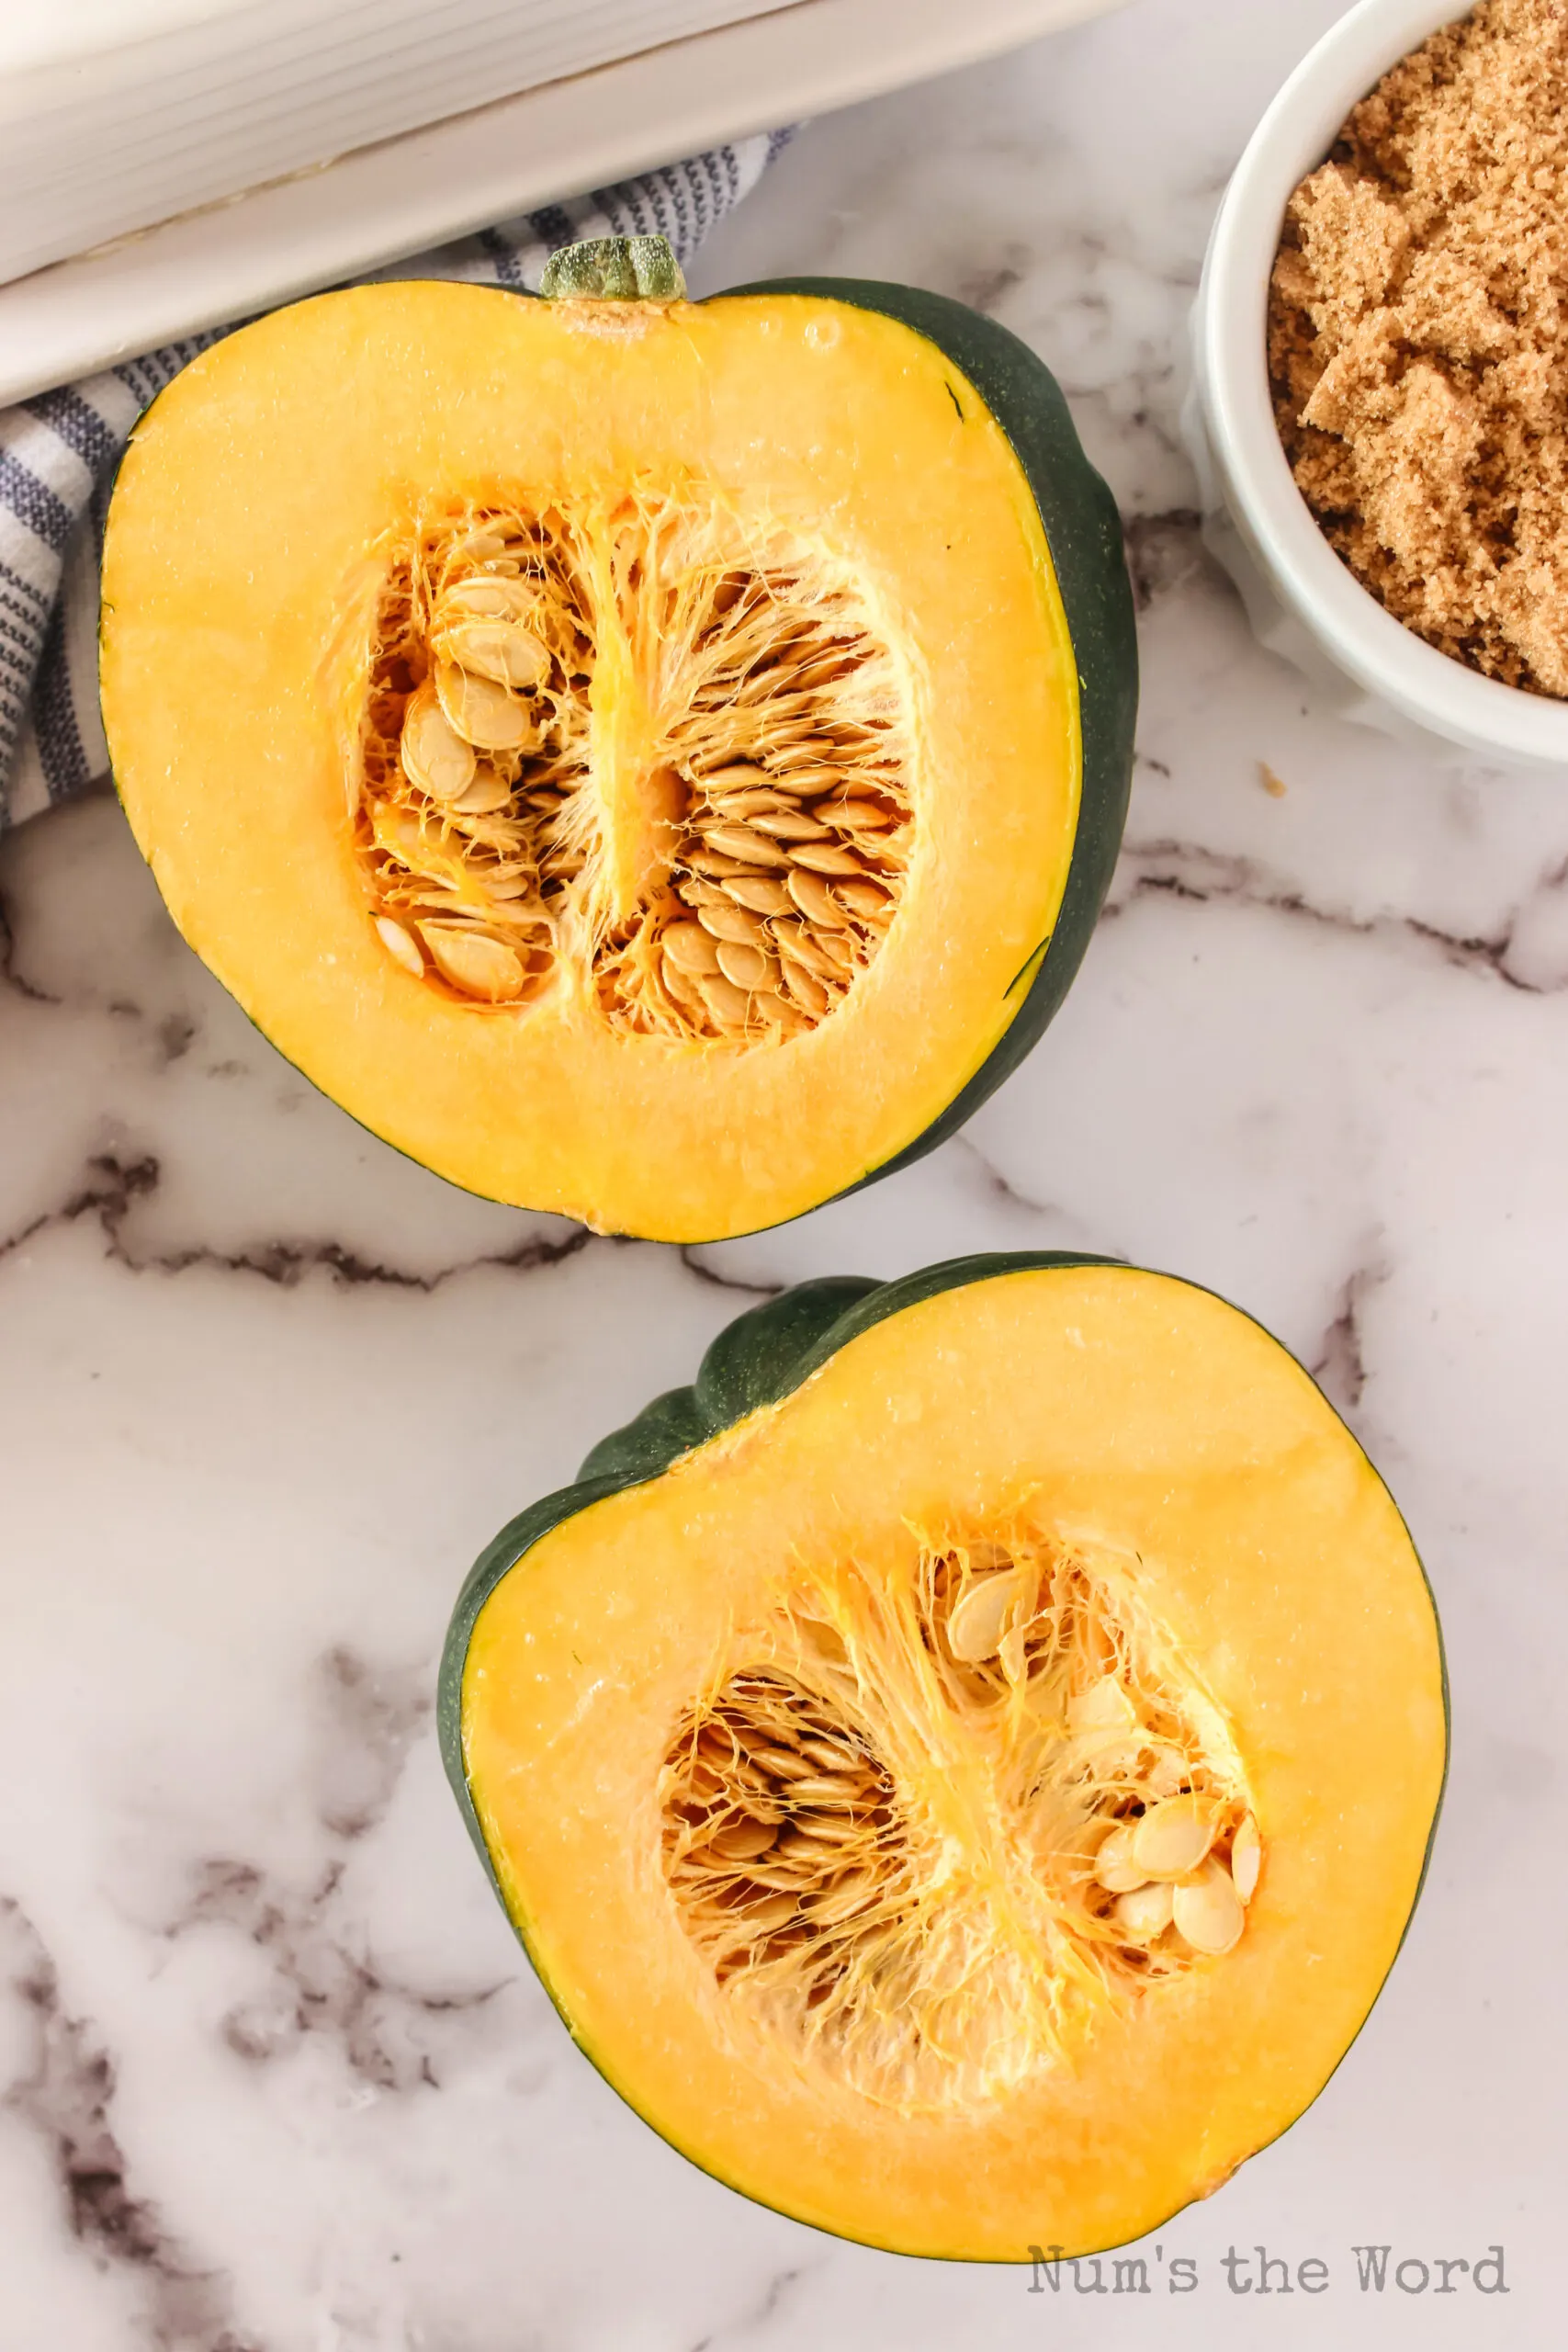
[
  {"xmin": 340, "ymin": 490, "xmax": 914, "ymax": 1033},
  {"xmin": 659, "ymin": 1523, "xmax": 1263, "ymax": 2113}
]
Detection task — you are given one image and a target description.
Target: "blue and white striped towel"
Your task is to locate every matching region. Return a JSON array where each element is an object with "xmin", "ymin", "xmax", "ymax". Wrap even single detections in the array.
[{"xmin": 0, "ymin": 133, "xmax": 788, "ymax": 831}]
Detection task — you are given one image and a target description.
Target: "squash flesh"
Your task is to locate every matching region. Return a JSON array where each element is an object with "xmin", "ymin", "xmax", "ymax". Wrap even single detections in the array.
[
  {"xmin": 101, "ymin": 283, "xmax": 1081, "ymax": 1238},
  {"xmin": 460, "ymin": 1266, "xmax": 1446, "ymax": 2258}
]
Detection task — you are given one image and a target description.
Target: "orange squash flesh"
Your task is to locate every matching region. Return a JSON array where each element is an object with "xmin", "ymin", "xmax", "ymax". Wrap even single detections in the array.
[
  {"xmin": 100, "ymin": 281, "xmax": 1083, "ymax": 1238},
  {"xmin": 460, "ymin": 1266, "xmax": 1447, "ymax": 2258}
]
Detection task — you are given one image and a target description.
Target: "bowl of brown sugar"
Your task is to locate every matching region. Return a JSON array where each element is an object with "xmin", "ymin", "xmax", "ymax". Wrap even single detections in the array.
[{"xmin": 1188, "ymin": 0, "xmax": 1568, "ymax": 771}]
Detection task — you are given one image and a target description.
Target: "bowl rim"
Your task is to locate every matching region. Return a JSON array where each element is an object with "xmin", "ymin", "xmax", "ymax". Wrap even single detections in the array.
[{"xmin": 1195, "ymin": 0, "xmax": 1568, "ymax": 768}]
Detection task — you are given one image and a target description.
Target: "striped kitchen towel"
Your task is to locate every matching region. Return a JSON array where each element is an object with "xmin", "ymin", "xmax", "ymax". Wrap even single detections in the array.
[{"xmin": 0, "ymin": 132, "xmax": 789, "ymax": 831}]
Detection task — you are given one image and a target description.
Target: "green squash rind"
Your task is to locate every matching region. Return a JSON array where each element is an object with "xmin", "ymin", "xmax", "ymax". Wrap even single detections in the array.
[{"xmin": 437, "ymin": 1250, "xmax": 1449, "ymax": 2260}]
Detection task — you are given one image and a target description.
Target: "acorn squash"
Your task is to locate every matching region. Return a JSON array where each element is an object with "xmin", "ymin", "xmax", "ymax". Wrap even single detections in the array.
[
  {"xmin": 441, "ymin": 1254, "xmax": 1448, "ymax": 2259},
  {"xmin": 99, "ymin": 238, "xmax": 1135, "ymax": 1240}
]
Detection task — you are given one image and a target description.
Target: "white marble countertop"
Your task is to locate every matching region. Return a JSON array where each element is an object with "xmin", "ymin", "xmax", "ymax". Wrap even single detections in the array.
[{"xmin": 1, "ymin": 0, "xmax": 1559, "ymax": 2343}]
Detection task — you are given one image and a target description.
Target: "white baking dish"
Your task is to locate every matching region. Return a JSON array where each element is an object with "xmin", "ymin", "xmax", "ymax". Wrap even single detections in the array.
[{"xmin": 0, "ymin": 0, "xmax": 1128, "ymax": 406}]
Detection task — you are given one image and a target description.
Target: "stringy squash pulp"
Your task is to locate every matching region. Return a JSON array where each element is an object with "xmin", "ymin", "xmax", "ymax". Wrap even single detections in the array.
[
  {"xmin": 454, "ymin": 1263, "xmax": 1447, "ymax": 2258},
  {"xmin": 100, "ymin": 275, "xmax": 1111, "ymax": 1238}
]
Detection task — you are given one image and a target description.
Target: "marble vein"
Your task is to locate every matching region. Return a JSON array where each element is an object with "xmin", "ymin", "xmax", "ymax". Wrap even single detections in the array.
[
  {"xmin": 167, "ymin": 1852, "xmax": 506, "ymax": 2095},
  {"xmin": 675, "ymin": 1249, "xmax": 784, "ymax": 1300},
  {"xmin": 0, "ymin": 890, "xmax": 58, "ymax": 1005},
  {"xmin": 1308, "ymin": 1253, "xmax": 1391, "ymax": 1430},
  {"xmin": 0, "ymin": 1148, "xmax": 595, "ymax": 1292},
  {"xmin": 1, "ymin": 1900, "xmax": 251, "ymax": 2352},
  {"xmin": 689, "ymin": 2260, "xmax": 823, "ymax": 2352},
  {"xmin": 1106, "ymin": 833, "xmax": 1568, "ymax": 993}
]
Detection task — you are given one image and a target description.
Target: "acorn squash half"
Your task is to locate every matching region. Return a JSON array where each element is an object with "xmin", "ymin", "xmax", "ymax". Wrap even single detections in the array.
[
  {"xmin": 99, "ymin": 238, "xmax": 1135, "ymax": 1240},
  {"xmin": 441, "ymin": 1254, "xmax": 1447, "ymax": 2260}
]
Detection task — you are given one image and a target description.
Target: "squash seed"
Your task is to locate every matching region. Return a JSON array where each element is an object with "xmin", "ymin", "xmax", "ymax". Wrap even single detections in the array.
[
  {"xmin": 696, "ymin": 901, "xmax": 765, "ymax": 947},
  {"xmin": 698, "ymin": 972, "xmax": 750, "ymax": 1026},
  {"xmin": 450, "ymin": 768, "xmax": 515, "ymax": 816},
  {"xmin": 774, "ymin": 1824, "xmax": 842, "ymax": 1862},
  {"xmin": 755, "ymin": 993, "xmax": 807, "ymax": 1037},
  {"xmin": 1230, "ymin": 1814, "xmax": 1262, "ymax": 1904},
  {"xmin": 831, "ymin": 798, "xmax": 895, "ymax": 833},
  {"xmin": 1172, "ymin": 1857, "xmax": 1245, "ymax": 1955},
  {"xmin": 482, "ymin": 863, "xmax": 540, "ymax": 897},
  {"xmin": 700, "ymin": 762, "xmax": 773, "ymax": 796},
  {"xmin": 712, "ymin": 788, "xmax": 794, "ymax": 820},
  {"xmin": 440, "ymin": 575, "xmax": 539, "ymax": 624},
  {"xmin": 418, "ymin": 924, "xmax": 525, "ymax": 1001},
  {"xmin": 788, "ymin": 1811, "xmax": 862, "ymax": 1846},
  {"xmin": 1093, "ymin": 1823, "xmax": 1148, "ymax": 1896},
  {"xmin": 837, "ymin": 878, "xmax": 893, "ymax": 920},
  {"xmin": 750, "ymin": 809, "xmax": 831, "ymax": 842},
  {"xmin": 434, "ymin": 662, "xmax": 536, "ymax": 752},
  {"xmin": 661, "ymin": 921, "xmax": 721, "ymax": 978},
  {"xmin": 779, "ymin": 959, "xmax": 830, "ymax": 1017},
  {"xmin": 706, "ymin": 1816, "xmax": 778, "ymax": 1863},
  {"xmin": 741, "ymin": 1893, "xmax": 800, "ymax": 1932},
  {"xmin": 716, "ymin": 941, "xmax": 775, "ymax": 992},
  {"xmin": 782, "ymin": 1774, "xmax": 866, "ymax": 1804},
  {"xmin": 660, "ymin": 956, "xmax": 708, "ymax": 1012},
  {"xmin": 704, "ymin": 824, "xmax": 791, "ymax": 867},
  {"xmin": 775, "ymin": 925, "xmax": 842, "ymax": 982},
  {"xmin": 436, "ymin": 616, "xmax": 549, "ymax": 691},
  {"xmin": 445, "ymin": 527, "xmax": 511, "ymax": 567},
  {"xmin": 750, "ymin": 1745, "xmax": 818, "ymax": 1781},
  {"xmin": 724, "ymin": 876, "xmax": 794, "ymax": 916},
  {"xmin": 684, "ymin": 848, "xmax": 768, "ymax": 880},
  {"xmin": 786, "ymin": 869, "xmax": 852, "ymax": 928},
  {"xmin": 1132, "ymin": 1795, "xmax": 1217, "ymax": 1882},
  {"xmin": 1113, "ymin": 1880, "xmax": 1175, "ymax": 1941},
  {"xmin": 790, "ymin": 842, "xmax": 865, "ymax": 876},
  {"xmin": 742, "ymin": 1860, "xmax": 814, "ymax": 1891},
  {"xmin": 811, "ymin": 1871, "xmax": 874, "ymax": 1925},
  {"xmin": 947, "ymin": 1568, "xmax": 1025, "ymax": 1665},
  {"xmin": 400, "ymin": 685, "xmax": 476, "ymax": 802},
  {"xmin": 374, "ymin": 915, "xmax": 425, "ymax": 977}
]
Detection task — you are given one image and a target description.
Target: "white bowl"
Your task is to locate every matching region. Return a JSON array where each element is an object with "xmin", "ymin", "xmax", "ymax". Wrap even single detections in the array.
[{"xmin": 1186, "ymin": 0, "xmax": 1568, "ymax": 774}]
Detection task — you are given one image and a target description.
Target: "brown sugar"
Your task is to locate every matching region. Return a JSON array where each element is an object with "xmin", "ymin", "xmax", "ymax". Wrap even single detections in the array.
[{"xmin": 1268, "ymin": 0, "xmax": 1568, "ymax": 696}]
